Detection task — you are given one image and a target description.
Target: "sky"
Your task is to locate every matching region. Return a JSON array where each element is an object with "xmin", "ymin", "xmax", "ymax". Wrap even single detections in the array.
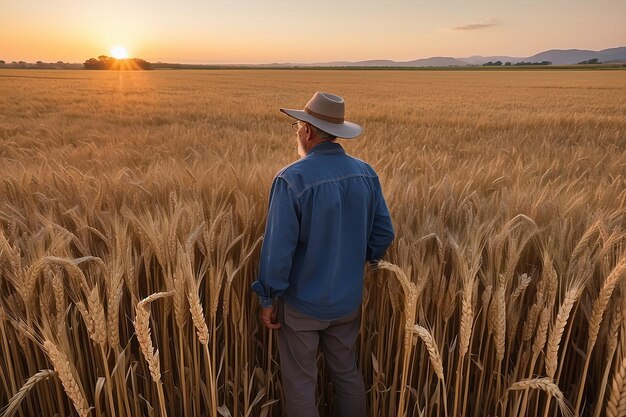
[{"xmin": 1, "ymin": 0, "xmax": 625, "ymax": 64}]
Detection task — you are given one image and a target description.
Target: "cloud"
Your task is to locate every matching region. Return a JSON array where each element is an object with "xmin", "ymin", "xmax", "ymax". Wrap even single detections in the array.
[{"xmin": 452, "ymin": 18, "xmax": 499, "ymax": 31}]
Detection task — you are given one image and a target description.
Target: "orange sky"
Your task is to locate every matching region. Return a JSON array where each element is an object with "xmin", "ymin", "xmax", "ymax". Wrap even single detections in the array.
[{"xmin": 1, "ymin": 0, "xmax": 624, "ymax": 63}]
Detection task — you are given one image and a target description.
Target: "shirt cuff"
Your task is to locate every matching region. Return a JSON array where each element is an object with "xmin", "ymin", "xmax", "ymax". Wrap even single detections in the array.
[{"xmin": 258, "ymin": 296, "xmax": 274, "ymax": 308}]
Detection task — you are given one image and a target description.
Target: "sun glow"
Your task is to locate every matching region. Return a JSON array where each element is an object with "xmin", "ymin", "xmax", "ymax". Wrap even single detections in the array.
[{"xmin": 111, "ymin": 46, "xmax": 129, "ymax": 59}]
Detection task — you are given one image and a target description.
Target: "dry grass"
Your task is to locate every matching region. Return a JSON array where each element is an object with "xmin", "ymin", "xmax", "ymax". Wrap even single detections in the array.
[{"xmin": 0, "ymin": 68, "xmax": 625, "ymax": 416}]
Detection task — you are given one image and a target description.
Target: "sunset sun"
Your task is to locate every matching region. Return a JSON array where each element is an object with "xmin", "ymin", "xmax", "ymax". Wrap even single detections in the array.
[{"xmin": 110, "ymin": 46, "xmax": 128, "ymax": 59}]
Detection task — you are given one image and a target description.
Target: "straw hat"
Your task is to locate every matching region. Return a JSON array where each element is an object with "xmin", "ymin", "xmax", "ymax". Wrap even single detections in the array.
[{"xmin": 279, "ymin": 92, "xmax": 362, "ymax": 139}]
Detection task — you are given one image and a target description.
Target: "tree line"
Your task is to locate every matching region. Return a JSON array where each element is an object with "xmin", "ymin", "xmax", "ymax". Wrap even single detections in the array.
[
  {"xmin": 83, "ymin": 55, "xmax": 152, "ymax": 70},
  {"xmin": 0, "ymin": 60, "xmax": 81, "ymax": 69},
  {"xmin": 482, "ymin": 61, "xmax": 552, "ymax": 66}
]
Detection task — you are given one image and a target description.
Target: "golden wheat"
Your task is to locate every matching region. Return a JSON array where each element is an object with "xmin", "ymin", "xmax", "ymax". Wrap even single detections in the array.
[
  {"xmin": 0, "ymin": 69, "xmax": 624, "ymax": 417},
  {"xmin": 134, "ymin": 292, "xmax": 174, "ymax": 383},
  {"xmin": 1, "ymin": 369, "xmax": 57, "ymax": 417},
  {"xmin": 507, "ymin": 378, "xmax": 573, "ymax": 417},
  {"xmin": 42, "ymin": 340, "xmax": 90, "ymax": 417}
]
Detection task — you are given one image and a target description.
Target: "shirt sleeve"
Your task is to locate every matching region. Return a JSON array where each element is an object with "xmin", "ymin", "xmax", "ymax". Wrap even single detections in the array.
[
  {"xmin": 251, "ymin": 176, "xmax": 300, "ymax": 307},
  {"xmin": 367, "ymin": 177, "xmax": 395, "ymax": 262}
]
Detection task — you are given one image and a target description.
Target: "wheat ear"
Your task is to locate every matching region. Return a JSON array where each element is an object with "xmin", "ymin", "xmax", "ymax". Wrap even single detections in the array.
[
  {"xmin": 88, "ymin": 283, "xmax": 107, "ymax": 348},
  {"xmin": 459, "ymin": 278, "xmax": 474, "ymax": 358},
  {"xmin": 507, "ymin": 378, "xmax": 573, "ymax": 417},
  {"xmin": 532, "ymin": 306, "xmax": 551, "ymax": 356},
  {"xmin": 2, "ymin": 369, "xmax": 57, "ymax": 417},
  {"xmin": 494, "ymin": 286, "xmax": 506, "ymax": 362},
  {"xmin": 187, "ymin": 273, "xmax": 210, "ymax": 346},
  {"xmin": 43, "ymin": 340, "xmax": 90, "ymax": 417},
  {"xmin": 545, "ymin": 286, "xmax": 581, "ymax": 379},
  {"xmin": 412, "ymin": 324, "xmax": 444, "ymax": 381},
  {"xmin": 134, "ymin": 291, "xmax": 173, "ymax": 383},
  {"xmin": 607, "ymin": 355, "xmax": 626, "ymax": 417},
  {"xmin": 376, "ymin": 261, "xmax": 418, "ymax": 350},
  {"xmin": 511, "ymin": 273, "xmax": 532, "ymax": 303},
  {"xmin": 107, "ymin": 273, "xmax": 124, "ymax": 348},
  {"xmin": 172, "ymin": 258, "xmax": 189, "ymax": 329},
  {"xmin": 588, "ymin": 256, "xmax": 626, "ymax": 349}
]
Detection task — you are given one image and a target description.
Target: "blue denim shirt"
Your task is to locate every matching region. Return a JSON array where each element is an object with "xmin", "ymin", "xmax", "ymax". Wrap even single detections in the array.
[{"xmin": 251, "ymin": 141, "xmax": 395, "ymax": 320}]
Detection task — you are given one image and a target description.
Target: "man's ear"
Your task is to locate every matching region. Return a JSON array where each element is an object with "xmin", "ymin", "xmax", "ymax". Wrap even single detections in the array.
[{"xmin": 304, "ymin": 123, "xmax": 312, "ymax": 141}]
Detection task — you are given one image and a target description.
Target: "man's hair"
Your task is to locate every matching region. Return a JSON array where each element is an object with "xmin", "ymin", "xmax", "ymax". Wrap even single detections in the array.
[{"xmin": 309, "ymin": 124, "xmax": 337, "ymax": 141}]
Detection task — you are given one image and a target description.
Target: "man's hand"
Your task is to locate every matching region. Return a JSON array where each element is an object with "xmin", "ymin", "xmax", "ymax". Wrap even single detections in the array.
[{"xmin": 260, "ymin": 305, "xmax": 281, "ymax": 329}]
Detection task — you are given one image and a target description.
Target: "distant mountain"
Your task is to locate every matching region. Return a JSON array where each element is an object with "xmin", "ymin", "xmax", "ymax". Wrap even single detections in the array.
[
  {"xmin": 308, "ymin": 57, "xmax": 466, "ymax": 67},
  {"xmin": 596, "ymin": 47, "xmax": 626, "ymax": 63},
  {"xmin": 317, "ymin": 60, "xmax": 399, "ymax": 67},
  {"xmin": 289, "ymin": 47, "xmax": 626, "ymax": 67},
  {"xmin": 404, "ymin": 57, "xmax": 467, "ymax": 66},
  {"xmin": 525, "ymin": 49, "xmax": 594, "ymax": 65},
  {"xmin": 523, "ymin": 47, "xmax": 626, "ymax": 64}
]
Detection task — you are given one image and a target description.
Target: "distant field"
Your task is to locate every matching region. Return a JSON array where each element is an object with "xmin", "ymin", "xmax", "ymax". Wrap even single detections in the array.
[{"xmin": 0, "ymin": 69, "xmax": 625, "ymax": 417}]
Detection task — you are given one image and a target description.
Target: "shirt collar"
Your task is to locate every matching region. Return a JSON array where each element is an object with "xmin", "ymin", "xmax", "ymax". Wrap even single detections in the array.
[{"xmin": 307, "ymin": 141, "xmax": 345, "ymax": 156}]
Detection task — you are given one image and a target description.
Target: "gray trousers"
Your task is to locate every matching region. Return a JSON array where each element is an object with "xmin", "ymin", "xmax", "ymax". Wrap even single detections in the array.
[{"xmin": 277, "ymin": 299, "xmax": 366, "ymax": 417}]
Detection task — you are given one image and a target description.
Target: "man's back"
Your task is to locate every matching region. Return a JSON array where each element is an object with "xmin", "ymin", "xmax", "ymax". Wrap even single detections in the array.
[
  {"xmin": 253, "ymin": 141, "xmax": 395, "ymax": 320},
  {"xmin": 253, "ymin": 92, "xmax": 394, "ymax": 417}
]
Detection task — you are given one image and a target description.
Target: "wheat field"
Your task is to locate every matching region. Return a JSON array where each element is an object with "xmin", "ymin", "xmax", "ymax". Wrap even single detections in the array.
[{"xmin": 0, "ymin": 69, "xmax": 625, "ymax": 417}]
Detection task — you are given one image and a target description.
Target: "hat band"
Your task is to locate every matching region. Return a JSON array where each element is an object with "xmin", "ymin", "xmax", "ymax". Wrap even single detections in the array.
[{"xmin": 304, "ymin": 106, "xmax": 344, "ymax": 124}]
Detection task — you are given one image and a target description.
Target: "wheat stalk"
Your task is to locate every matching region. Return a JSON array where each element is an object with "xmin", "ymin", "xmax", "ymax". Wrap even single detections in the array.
[{"xmin": 574, "ymin": 256, "xmax": 626, "ymax": 414}]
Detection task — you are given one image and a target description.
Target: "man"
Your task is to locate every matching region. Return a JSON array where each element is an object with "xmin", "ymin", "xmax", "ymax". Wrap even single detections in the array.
[{"xmin": 251, "ymin": 92, "xmax": 395, "ymax": 417}]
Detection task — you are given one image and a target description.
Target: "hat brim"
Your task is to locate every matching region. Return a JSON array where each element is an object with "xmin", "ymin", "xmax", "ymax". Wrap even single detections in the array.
[{"xmin": 279, "ymin": 108, "xmax": 362, "ymax": 139}]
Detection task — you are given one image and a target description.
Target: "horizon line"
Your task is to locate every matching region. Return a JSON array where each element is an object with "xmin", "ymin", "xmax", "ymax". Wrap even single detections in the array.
[{"xmin": 3, "ymin": 44, "xmax": 624, "ymax": 66}]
